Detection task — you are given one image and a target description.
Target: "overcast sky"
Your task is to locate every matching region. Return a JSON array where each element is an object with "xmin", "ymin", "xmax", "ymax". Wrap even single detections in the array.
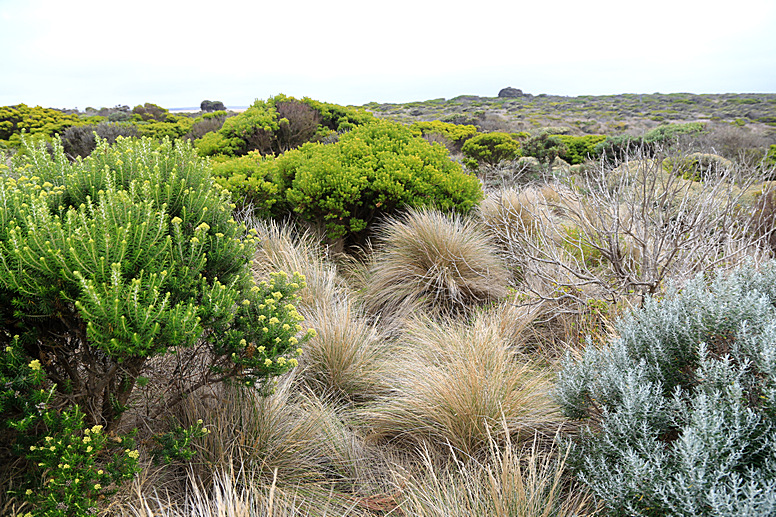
[{"xmin": 1, "ymin": 0, "xmax": 775, "ymax": 110}]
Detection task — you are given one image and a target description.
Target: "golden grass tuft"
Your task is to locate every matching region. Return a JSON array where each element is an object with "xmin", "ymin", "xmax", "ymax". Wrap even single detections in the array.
[
  {"xmin": 361, "ymin": 207, "xmax": 510, "ymax": 319},
  {"xmin": 363, "ymin": 314, "xmax": 563, "ymax": 458},
  {"xmin": 249, "ymin": 219, "xmax": 343, "ymax": 310},
  {"xmin": 392, "ymin": 423, "xmax": 598, "ymax": 517},
  {"xmin": 298, "ymin": 299, "xmax": 393, "ymax": 403}
]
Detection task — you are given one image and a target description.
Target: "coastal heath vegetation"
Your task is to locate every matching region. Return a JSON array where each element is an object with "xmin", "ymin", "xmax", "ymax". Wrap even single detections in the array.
[{"xmin": 0, "ymin": 91, "xmax": 775, "ymax": 516}]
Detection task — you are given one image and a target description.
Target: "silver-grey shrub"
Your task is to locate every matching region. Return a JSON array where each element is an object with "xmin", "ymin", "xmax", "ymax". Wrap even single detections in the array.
[{"xmin": 556, "ymin": 261, "xmax": 776, "ymax": 516}]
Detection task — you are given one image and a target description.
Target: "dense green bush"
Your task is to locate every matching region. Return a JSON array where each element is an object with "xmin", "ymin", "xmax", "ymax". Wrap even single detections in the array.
[
  {"xmin": 185, "ymin": 110, "xmax": 230, "ymax": 141},
  {"xmin": 556, "ymin": 263, "xmax": 776, "ymax": 516},
  {"xmin": 200, "ymin": 100, "xmax": 226, "ymax": 112},
  {"xmin": 461, "ymin": 131, "xmax": 520, "ymax": 169},
  {"xmin": 554, "ymin": 134, "xmax": 606, "ymax": 165},
  {"xmin": 0, "ymin": 135, "xmax": 315, "ymax": 512},
  {"xmin": 135, "ymin": 115, "xmax": 194, "ymax": 141},
  {"xmin": 0, "ymin": 136, "xmax": 312, "ymax": 426},
  {"xmin": 410, "ymin": 120, "xmax": 479, "ymax": 151},
  {"xmin": 766, "ymin": 144, "xmax": 776, "ymax": 168},
  {"xmin": 210, "ymin": 151, "xmax": 280, "ymax": 218},
  {"xmin": 194, "ymin": 94, "xmax": 375, "ymax": 157},
  {"xmin": 236, "ymin": 120, "xmax": 482, "ymax": 243},
  {"xmin": 0, "ymin": 104, "xmax": 85, "ymax": 149},
  {"xmin": 594, "ymin": 123, "xmax": 709, "ymax": 164},
  {"xmin": 662, "ymin": 152, "xmax": 733, "ymax": 181},
  {"xmin": 520, "ymin": 131, "xmax": 567, "ymax": 167},
  {"xmin": 131, "ymin": 102, "xmax": 171, "ymax": 122}
]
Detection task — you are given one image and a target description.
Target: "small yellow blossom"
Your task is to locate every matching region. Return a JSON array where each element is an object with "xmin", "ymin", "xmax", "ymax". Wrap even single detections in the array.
[
  {"xmin": 257, "ymin": 346, "xmax": 265, "ymax": 353},
  {"xmin": 282, "ymin": 324, "xmax": 290, "ymax": 331},
  {"xmin": 28, "ymin": 359, "xmax": 42, "ymax": 371},
  {"xmin": 86, "ymin": 446, "xmax": 93, "ymax": 453},
  {"xmin": 262, "ymin": 327, "xmax": 269, "ymax": 333},
  {"xmin": 94, "ymin": 483, "xmax": 102, "ymax": 490},
  {"xmin": 127, "ymin": 449, "xmax": 139, "ymax": 459},
  {"xmin": 289, "ymin": 337, "xmax": 298, "ymax": 346},
  {"xmin": 25, "ymin": 489, "xmax": 33, "ymax": 495},
  {"xmin": 288, "ymin": 358, "xmax": 298, "ymax": 367},
  {"xmin": 91, "ymin": 425, "xmax": 103, "ymax": 434},
  {"xmin": 264, "ymin": 358, "xmax": 273, "ymax": 366},
  {"xmin": 277, "ymin": 357, "xmax": 287, "ymax": 366},
  {"xmin": 97, "ymin": 470, "xmax": 104, "ymax": 475},
  {"xmin": 269, "ymin": 317, "xmax": 279, "ymax": 325}
]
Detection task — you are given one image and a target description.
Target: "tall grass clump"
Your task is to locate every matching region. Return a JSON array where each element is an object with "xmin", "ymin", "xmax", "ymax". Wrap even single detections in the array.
[
  {"xmin": 556, "ymin": 261, "xmax": 776, "ymax": 516},
  {"xmin": 298, "ymin": 300, "xmax": 392, "ymax": 403},
  {"xmin": 393, "ymin": 423, "xmax": 597, "ymax": 517},
  {"xmin": 364, "ymin": 314, "xmax": 562, "ymax": 458},
  {"xmin": 127, "ymin": 467, "xmax": 369, "ymax": 517},
  {"xmin": 246, "ymin": 218, "xmax": 343, "ymax": 310},
  {"xmin": 361, "ymin": 207, "xmax": 510, "ymax": 319}
]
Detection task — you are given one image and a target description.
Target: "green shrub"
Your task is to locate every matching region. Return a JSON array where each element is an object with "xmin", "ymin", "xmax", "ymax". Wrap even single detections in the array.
[
  {"xmin": 520, "ymin": 131, "xmax": 567, "ymax": 167},
  {"xmin": 766, "ymin": 144, "xmax": 776, "ymax": 168},
  {"xmin": 135, "ymin": 115, "xmax": 194, "ymax": 141},
  {"xmin": 556, "ymin": 263, "xmax": 776, "ymax": 516},
  {"xmin": 0, "ymin": 136, "xmax": 312, "ymax": 433},
  {"xmin": 0, "ymin": 104, "xmax": 84, "ymax": 148},
  {"xmin": 185, "ymin": 110, "xmax": 230, "ymax": 141},
  {"xmin": 200, "ymin": 100, "xmax": 226, "ymax": 112},
  {"xmin": 554, "ymin": 134, "xmax": 606, "ymax": 165},
  {"xmin": 410, "ymin": 120, "xmax": 479, "ymax": 151},
  {"xmin": 263, "ymin": 120, "xmax": 483, "ymax": 243},
  {"xmin": 461, "ymin": 131, "xmax": 520, "ymax": 169},
  {"xmin": 210, "ymin": 151, "xmax": 280, "ymax": 218},
  {"xmin": 194, "ymin": 95, "xmax": 375, "ymax": 157},
  {"xmin": 643, "ymin": 122, "xmax": 707, "ymax": 144},
  {"xmin": 131, "ymin": 102, "xmax": 171, "ymax": 122}
]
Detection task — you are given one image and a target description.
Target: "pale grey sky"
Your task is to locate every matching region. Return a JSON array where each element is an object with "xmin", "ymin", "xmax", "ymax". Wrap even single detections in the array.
[{"xmin": 1, "ymin": 0, "xmax": 775, "ymax": 109}]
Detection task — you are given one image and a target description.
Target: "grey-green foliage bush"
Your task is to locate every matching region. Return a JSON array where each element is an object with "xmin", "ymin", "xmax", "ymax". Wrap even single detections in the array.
[
  {"xmin": 60, "ymin": 122, "xmax": 139, "ymax": 158},
  {"xmin": 556, "ymin": 262, "xmax": 776, "ymax": 516}
]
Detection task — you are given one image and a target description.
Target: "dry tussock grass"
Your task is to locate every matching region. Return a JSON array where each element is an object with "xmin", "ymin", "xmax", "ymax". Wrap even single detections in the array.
[
  {"xmin": 363, "ymin": 314, "xmax": 563, "ymax": 458},
  {"xmin": 392, "ymin": 422, "xmax": 598, "ymax": 517},
  {"xmin": 249, "ymin": 219, "xmax": 343, "ymax": 310},
  {"xmin": 298, "ymin": 299, "xmax": 394, "ymax": 403},
  {"xmin": 361, "ymin": 207, "xmax": 510, "ymax": 320}
]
